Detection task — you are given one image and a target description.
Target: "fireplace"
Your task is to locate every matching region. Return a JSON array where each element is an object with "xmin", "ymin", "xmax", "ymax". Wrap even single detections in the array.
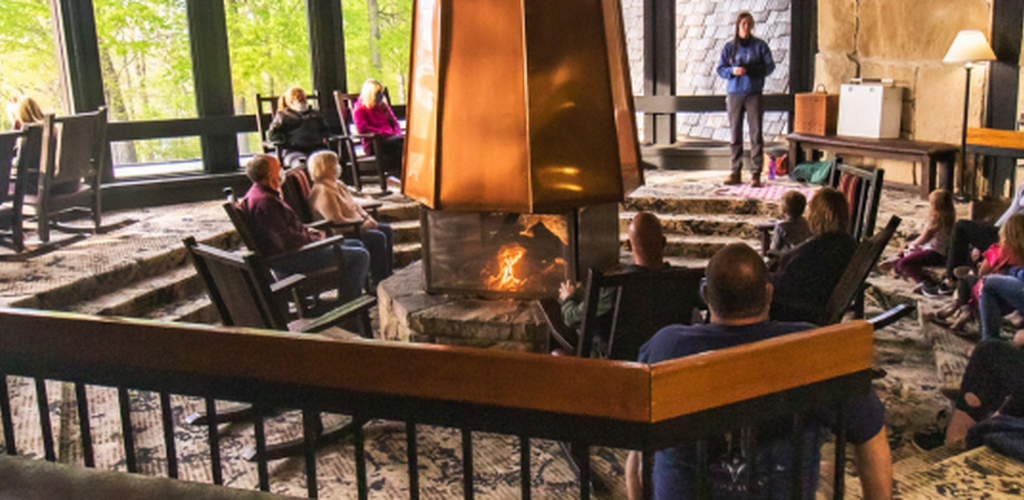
[{"xmin": 420, "ymin": 204, "xmax": 619, "ymax": 299}]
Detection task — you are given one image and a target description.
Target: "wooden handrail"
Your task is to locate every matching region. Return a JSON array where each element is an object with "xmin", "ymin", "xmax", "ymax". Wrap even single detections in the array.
[{"xmin": 0, "ymin": 308, "xmax": 872, "ymax": 424}]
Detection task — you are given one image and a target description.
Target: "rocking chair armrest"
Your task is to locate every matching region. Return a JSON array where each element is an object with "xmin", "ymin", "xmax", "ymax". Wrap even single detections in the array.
[
  {"xmin": 299, "ymin": 294, "xmax": 378, "ymax": 333},
  {"xmin": 261, "ymin": 140, "xmax": 284, "ymax": 151},
  {"xmin": 269, "ymin": 273, "xmax": 307, "ymax": 295},
  {"xmin": 537, "ymin": 298, "xmax": 578, "ymax": 355},
  {"xmin": 265, "ymin": 234, "xmax": 349, "ymax": 267}
]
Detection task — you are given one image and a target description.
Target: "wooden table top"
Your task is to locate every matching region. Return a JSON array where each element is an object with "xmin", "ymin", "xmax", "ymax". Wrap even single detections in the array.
[{"xmin": 788, "ymin": 133, "xmax": 959, "ymax": 155}]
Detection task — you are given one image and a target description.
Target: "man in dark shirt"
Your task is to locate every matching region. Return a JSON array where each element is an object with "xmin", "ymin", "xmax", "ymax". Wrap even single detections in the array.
[
  {"xmin": 626, "ymin": 243, "xmax": 892, "ymax": 500},
  {"xmin": 241, "ymin": 154, "xmax": 369, "ymax": 303}
]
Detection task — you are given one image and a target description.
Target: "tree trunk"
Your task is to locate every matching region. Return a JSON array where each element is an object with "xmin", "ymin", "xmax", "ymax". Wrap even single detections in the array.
[
  {"xmin": 367, "ymin": 0, "xmax": 382, "ymax": 76},
  {"xmin": 99, "ymin": 44, "xmax": 138, "ymax": 164}
]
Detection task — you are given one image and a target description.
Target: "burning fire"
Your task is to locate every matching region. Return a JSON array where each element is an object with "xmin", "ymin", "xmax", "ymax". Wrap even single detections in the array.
[{"xmin": 485, "ymin": 243, "xmax": 528, "ymax": 290}]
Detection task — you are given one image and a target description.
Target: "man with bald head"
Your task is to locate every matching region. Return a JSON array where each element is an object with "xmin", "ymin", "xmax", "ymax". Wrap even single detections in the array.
[
  {"xmin": 558, "ymin": 211, "xmax": 668, "ymax": 348},
  {"xmin": 626, "ymin": 243, "xmax": 892, "ymax": 500}
]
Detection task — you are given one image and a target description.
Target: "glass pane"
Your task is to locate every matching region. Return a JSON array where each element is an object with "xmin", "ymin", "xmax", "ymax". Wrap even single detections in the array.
[
  {"xmin": 343, "ymin": 0, "xmax": 412, "ymax": 104},
  {"xmin": 0, "ymin": 0, "xmax": 65, "ymax": 129},
  {"xmin": 228, "ymin": 0, "xmax": 312, "ymax": 115},
  {"xmin": 676, "ymin": 110, "xmax": 789, "ymax": 143},
  {"xmin": 93, "ymin": 0, "xmax": 199, "ymax": 165}
]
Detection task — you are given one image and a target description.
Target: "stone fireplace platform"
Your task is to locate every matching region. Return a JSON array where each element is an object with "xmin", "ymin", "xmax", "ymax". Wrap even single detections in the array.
[{"xmin": 377, "ymin": 261, "xmax": 550, "ymax": 352}]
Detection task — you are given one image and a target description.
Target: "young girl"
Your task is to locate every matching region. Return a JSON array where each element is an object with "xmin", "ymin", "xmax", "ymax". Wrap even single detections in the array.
[
  {"xmin": 880, "ymin": 189, "xmax": 955, "ymax": 290},
  {"xmin": 307, "ymin": 150, "xmax": 394, "ymax": 282},
  {"xmin": 928, "ymin": 213, "xmax": 1024, "ymax": 334}
]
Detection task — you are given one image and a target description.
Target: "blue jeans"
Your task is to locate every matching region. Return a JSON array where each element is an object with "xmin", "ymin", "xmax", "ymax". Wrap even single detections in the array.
[
  {"xmin": 272, "ymin": 239, "xmax": 370, "ymax": 303},
  {"xmin": 979, "ymin": 274, "xmax": 1024, "ymax": 341},
  {"xmin": 361, "ymin": 223, "xmax": 393, "ymax": 282}
]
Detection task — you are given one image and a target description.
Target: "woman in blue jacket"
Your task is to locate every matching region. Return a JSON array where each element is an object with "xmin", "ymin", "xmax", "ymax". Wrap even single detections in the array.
[{"xmin": 717, "ymin": 11, "xmax": 775, "ymax": 187}]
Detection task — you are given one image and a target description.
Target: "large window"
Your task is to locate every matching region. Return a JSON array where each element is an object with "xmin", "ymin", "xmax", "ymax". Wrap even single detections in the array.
[
  {"xmin": 93, "ymin": 0, "xmax": 199, "ymax": 167},
  {"xmin": 226, "ymin": 0, "xmax": 312, "ymax": 154},
  {"xmin": 343, "ymin": 0, "xmax": 412, "ymax": 104},
  {"xmin": 0, "ymin": 0, "xmax": 64, "ymax": 129}
]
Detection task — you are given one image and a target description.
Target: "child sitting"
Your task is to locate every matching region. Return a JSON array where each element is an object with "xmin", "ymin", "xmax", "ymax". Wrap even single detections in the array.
[
  {"xmin": 880, "ymin": 189, "xmax": 955, "ymax": 291},
  {"xmin": 769, "ymin": 190, "xmax": 812, "ymax": 253}
]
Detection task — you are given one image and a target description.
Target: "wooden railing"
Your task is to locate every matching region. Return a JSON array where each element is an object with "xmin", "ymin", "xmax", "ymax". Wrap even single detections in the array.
[{"xmin": 0, "ymin": 308, "xmax": 874, "ymax": 499}]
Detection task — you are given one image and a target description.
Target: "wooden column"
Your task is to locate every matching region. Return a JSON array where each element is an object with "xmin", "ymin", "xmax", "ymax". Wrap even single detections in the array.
[
  {"xmin": 643, "ymin": 0, "xmax": 675, "ymax": 145},
  {"xmin": 984, "ymin": 0, "xmax": 1023, "ymax": 196},
  {"xmin": 186, "ymin": 0, "xmax": 239, "ymax": 174},
  {"xmin": 50, "ymin": 0, "xmax": 111, "ymax": 180},
  {"xmin": 789, "ymin": 0, "xmax": 817, "ymax": 119},
  {"xmin": 306, "ymin": 0, "xmax": 349, "ymax": 130}
]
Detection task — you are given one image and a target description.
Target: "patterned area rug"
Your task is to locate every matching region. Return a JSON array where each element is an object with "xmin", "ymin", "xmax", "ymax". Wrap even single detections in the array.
[
  {"xmin": 715, "ymin": 183, "xmax": 819, "ymax": 202},
  {"xmin": 2, "ymin": 376, "xmax": 629, "ymax": 499}
]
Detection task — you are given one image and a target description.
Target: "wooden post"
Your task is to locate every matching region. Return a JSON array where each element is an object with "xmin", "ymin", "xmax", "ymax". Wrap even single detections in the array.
[
  {"xmin": 643, "ymin": 0, "xmax": 675, "ymax": 145},
  {"xmin": 186, "ymin": 0, "xmax": 239, "ymax": 174},
  {"xmin": 307, "ymin": 0, "xmax": 349, "ymax": 130}
]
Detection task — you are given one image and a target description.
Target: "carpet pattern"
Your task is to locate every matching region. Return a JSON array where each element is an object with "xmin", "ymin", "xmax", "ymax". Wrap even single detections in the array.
[{"xmin": 714, "ymin": 183, "xmax": 819, "ymax": 202}]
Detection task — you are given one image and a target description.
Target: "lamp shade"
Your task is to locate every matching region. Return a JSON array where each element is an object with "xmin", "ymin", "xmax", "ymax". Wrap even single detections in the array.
[
  {"xmin": 943, "ymin": 30, "xmax": 997, "ymax": 64},
  {"xmin": 402, "ymin": 0, "xmax": 642, "ymax": 213}
]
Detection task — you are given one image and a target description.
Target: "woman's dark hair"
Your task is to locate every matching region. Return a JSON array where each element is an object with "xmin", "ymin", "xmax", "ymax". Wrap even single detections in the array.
[{"xmin": 733, "ymin": 11, "xmax": 754, "ymax": 50}]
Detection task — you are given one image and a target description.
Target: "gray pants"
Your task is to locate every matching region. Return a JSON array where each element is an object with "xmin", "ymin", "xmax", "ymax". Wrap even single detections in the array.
[{"xmin": 727, "ymin": 94, "xmax": 764, "ymax": 175}]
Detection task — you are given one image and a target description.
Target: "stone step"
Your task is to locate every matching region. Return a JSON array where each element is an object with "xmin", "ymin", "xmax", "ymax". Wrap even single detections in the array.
[
  {"xmin": 66, "ymin": 265, "xmax": 204, "ymax": 318},
  {"xmin": 389, "ymin": 219, "xmax": 421, "ymax": 245},
  {"xmin": 623, "ymin": 195, "xmax": 781, "ymax": 217},
  {"xmin": 620, "ymin": 210, "xmax": 776, "ymax": 240},
  {"xmin": 144, "ymin": 294, "xmax": 219, "ymax": 325},
  {"xmin": 376, "ymin": 200, "xmax": 420, "ymax": 222},
  {"xmin": 394, "ymin": 242, "xmax": 421, "ymax": 269}
]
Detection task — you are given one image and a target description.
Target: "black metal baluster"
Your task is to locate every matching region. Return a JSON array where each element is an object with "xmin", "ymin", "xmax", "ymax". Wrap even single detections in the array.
[
  {"xmin": 695, "ymin": 439, "xmax": 709, "ymax": 499},
  {"xmin": 743, "ymin": 427, "xmax": 756, "ymax": 499},
  {"xmin": 117, "ymin": 387, "xmax": 137, "ymax": 473},
  {"xmin": 159, "ymin": 392, "xmax": 178, "ymax": 479},
  {"xmin": 462, "ymin": 428, "xmax": 474, "ymax": 500},
  {"xmin": 205, "ymin": 397, "xmax": 223, "ymax": 485},
  {"xmin": 75, "ymin": 383, "xmax": 94, "ymax": 467},
  {"xmin": 571, "ymin": 442, "xmax": 590, "ymax": 500},
  {"xmin": 407, "ymin": 421, "xmax": 419, "ymax": 500},
  {"xmin": 642, "ymin": 448, "xmax": 654, "ymax": 500},
  {"xmin": 519, "ymin": 435, "xmax": 530, "ymax": 500},
  {"xmin": 253, "ymin": 410, "xmax": 269, "ymax": 491},
  {"xmin": 1, "ymin": 375, "xmax": 17, "ymax": 455},
  {"xmin": 34, "ymin": 378, "xmax": 55, "ymax": 461},
  {"xmin": 790, "ymin": 414, "xmax": 804, "ymax": 500},
  {"xmin": 355, "ymin": 417, "xmax": 367, "ymax": 500},
  {"xmin": 832, "ymin": 405, "xmax": 848, "ymax": 500},
  {"xmin": 302, "ymin": 410, "xmax": 319, "ymax": 499}
]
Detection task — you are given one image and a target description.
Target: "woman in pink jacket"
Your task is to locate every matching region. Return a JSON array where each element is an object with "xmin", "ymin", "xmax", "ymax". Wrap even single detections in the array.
[{"xmin": 352, "ymin": 79, "xmax": 404, "ymax": 177}]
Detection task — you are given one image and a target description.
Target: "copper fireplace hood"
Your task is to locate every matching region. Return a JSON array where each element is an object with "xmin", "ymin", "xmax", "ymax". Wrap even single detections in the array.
[{"xmin": 402, "ymin": 0, "xmax": 643, "ymax": 214}]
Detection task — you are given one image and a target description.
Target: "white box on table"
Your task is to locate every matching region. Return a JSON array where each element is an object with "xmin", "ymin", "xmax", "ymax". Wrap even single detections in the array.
[{"xmin": 837, "ymin": 82, "xmax": 902, "ymax": 139}]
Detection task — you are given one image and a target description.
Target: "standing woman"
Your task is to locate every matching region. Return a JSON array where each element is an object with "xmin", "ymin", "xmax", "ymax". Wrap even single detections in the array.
[{"xmin": 717, "ymin": 11, "xmax": 775, "ymax": 187}]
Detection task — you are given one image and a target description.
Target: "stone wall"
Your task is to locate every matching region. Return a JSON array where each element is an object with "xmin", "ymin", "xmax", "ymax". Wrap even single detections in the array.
[{"xmin": 816, "ymin": 0, "xmax": 995, "ymax": 184}]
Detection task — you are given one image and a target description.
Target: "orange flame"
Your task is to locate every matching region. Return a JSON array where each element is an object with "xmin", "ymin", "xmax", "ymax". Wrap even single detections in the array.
[{"xmin": 486, "ymin": 243, "xmax": 528, "ymax": 290}]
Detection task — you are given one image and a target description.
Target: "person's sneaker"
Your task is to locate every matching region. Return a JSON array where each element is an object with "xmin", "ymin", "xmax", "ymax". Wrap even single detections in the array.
[
  {"xmin": 912, "ymin": 431, "xmax": 946, "ymax": 452},
  {"xmin": 724, "ymin": 172, "xmax": 742, "ymax": 185},
  {"xmin": 922, "ymin": 281, "xmax": 954, "ymax": 296}
]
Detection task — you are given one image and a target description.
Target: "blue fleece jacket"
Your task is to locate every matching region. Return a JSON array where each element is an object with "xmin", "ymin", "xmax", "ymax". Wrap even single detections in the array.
[{"xmin": 716, "ymin": 36, "xmax": 775, "ymax": 96}]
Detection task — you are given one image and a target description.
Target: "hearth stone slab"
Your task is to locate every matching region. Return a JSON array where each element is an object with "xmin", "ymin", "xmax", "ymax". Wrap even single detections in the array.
[{"xmin": 378, "ymin": 261, "xmax": 549, "ymax": 352}]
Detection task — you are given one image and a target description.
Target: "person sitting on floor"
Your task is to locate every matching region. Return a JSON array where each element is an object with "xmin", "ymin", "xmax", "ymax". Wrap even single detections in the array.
[
  {"xmin": 352, "ymin": 78, "xmax": 404, "ymax": 178},
  {"xmin": 626, "ymin": 243, "xmax": 892, "ymax": 500},
  {"xmin": 241, "ymin": 153, "xmax": 369, "ymax": 303},
  {"xmin": 769, "ymin": 190, "xmax": 812, "ymax": 253},
  {"xmin": 977, "ymin": 213, "xmax": 1024, "ymax": 342},
  {"xmin": 769, "ymin": 187, "xmax": 856, "ymax": 322},
  {"xmin": 267, "ymin": 87, "xmax": 331, "ymax": 169},
  {"xmin": 558, "ymin": 211, "xmax": 668, "ymax": 355},
  {"xmin": 928, "ymin": 213, "xmax": 1024, "ymax": 336},
  {"xmin": 307, "ymin": 150, "xmax": 394, "ymax": 283},
  {"xmin": 925, "ymin": 182, "xmax": 1024, "ymax": 296},
  {"xmin": 879, "ymin": 189, "xmax": 955, "ymax": 292}
]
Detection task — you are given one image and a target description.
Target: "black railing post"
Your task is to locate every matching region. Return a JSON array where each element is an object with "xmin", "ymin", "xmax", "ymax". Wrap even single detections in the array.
[
  {"xmin": 408, "ymin": 421, "xmax": 420, "ymax": 500},
  {"xmin": 34, "ymin": 379, "xmax": 55, "ymax": 461},
  {"xmin": 0, "ymin": 375, "xmax": 16, "ymax": 455},
  {"xmin": 462, "ymin": 428, "xmax": 474, "ymax": 499},
  {"xmin": 254, "ymin": 409, "xmax": 269, "ymax": 491},
  {"xmin": 117, "ymin": 387, "xmax": 136, "ymax": 472},
  {"xmin": 303, "ymin": 410, "xmax": 319, "ymax": 498},
  {"xmin": 75, "ymin": 383, "xmax": 94, "ymax": 467},
  {"xmin": 159, "ymin": 392, "xmax": 178, "ymax": 479},
  {"xmin": 520, "ymin": 435, "xmax": 531, "ymax": 500},
  {"xmin": 204, "ymin": 397, "xmax": 222, "ymax": 485}
]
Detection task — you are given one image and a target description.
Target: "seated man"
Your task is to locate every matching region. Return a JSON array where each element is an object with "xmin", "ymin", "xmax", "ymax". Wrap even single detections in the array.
[
  {"xmin": 557, "ymin": 211, "xmax": 668, "ymax": 355},
  {"xmin": 627, "ymin": 243, "xmax": 892, "ymax": 500},
  {"xmin": 241, "ymin": 154, "xmax": 369, "ymax": 303}
]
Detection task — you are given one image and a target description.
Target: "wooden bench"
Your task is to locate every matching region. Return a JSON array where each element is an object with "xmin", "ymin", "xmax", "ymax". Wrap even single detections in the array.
[{"xmin": 787, "ymin": 133, "xmax": 958, "ymax": 199}]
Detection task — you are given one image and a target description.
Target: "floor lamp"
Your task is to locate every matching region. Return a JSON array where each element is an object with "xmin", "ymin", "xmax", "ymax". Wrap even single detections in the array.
[{"xmin": 943, "ymin": 29, "xmax": 996, "ymax": 199}]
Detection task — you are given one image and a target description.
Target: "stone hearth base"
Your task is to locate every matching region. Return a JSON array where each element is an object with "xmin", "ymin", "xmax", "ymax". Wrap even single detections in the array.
[{"xmin": 377, "ymin": 261, "xmax": 549, "ymax": 352}]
